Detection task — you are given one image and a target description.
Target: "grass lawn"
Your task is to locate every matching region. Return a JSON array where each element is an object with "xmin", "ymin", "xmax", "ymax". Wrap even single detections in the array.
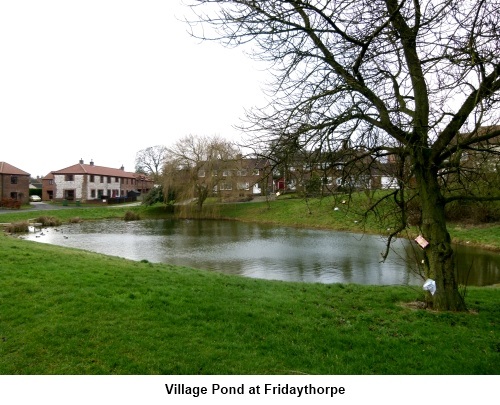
[{"xmin": 0, "ymin": 233, "xmax": 498, "ymax": 375}]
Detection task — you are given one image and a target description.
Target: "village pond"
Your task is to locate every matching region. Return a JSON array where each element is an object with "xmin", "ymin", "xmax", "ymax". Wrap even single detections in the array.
[{"xmin": 25, "ymin": 219, "xmax": 500, "ymax": 286}]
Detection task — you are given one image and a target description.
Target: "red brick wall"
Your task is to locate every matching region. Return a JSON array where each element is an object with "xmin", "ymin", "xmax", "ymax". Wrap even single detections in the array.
[{"xmin": 0, "ymin": 174, "xmax": 30, "ymax": 204}]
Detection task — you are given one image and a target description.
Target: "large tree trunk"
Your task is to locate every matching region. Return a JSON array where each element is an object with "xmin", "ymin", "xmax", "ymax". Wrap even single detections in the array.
[{"xmin": 414, "ymin": 165, "xmax": 467, "ymax": 311}]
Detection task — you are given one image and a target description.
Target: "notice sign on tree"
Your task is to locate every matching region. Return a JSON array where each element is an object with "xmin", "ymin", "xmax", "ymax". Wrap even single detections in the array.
[{"xmin": 415, "ymin": 235, "xmax": 429, "ymax": 249}]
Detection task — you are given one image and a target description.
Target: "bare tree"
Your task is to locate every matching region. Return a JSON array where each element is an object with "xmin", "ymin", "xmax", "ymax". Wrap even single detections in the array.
[
  {"xmin": 163, "ymin": 134, "xmax": 241, "ymax": 212},
  {"xmin": 135, "ymin": 145, "xmax": 168, "ymax": 182},
  {"xmin": 186, "ymin": 0, "xmax": 500, "ymax": 311}
]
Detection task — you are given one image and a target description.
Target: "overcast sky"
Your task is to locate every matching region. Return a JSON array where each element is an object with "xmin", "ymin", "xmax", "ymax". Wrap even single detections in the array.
[{"xmin": 0, "ymin": 0, "xmax": 268, "ymax": 177}]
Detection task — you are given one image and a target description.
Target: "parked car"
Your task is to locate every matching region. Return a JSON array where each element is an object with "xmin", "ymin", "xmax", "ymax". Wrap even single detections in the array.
[{"xmin": 29, "ymin": 195, "xmax": 42, "ymax": 202}]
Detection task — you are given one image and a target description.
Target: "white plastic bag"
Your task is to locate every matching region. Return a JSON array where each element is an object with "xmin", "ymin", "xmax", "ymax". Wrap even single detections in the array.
[{"xmin": 423, "ymin": 279, "xmax": 437, "ymax": 295}]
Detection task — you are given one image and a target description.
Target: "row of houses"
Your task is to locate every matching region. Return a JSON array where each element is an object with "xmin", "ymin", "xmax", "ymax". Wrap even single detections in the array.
[
  {"xmin": 190, "ymin": 153, "xmax": 400, "ymax": 202},
  {"xmin": 42, "ymin": 159, "xmax": 154, "ymax": 202},
  {"xmin": 0, "ymin": 159, "xmax": 154, "ymax": 206}
]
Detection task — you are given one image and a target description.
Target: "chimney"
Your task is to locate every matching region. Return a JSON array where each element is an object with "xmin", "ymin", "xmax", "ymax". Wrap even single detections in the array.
[
  {"xmin": 90, "ymin": 159, "xmax": 94, "ymax": 166},
  {"xmin": 120, "ymin": 165, "xmax": 124, "ymax": 171},
  {"xmin": 79, "ymin": 158, "xmax": 84, "ymax": 164}
]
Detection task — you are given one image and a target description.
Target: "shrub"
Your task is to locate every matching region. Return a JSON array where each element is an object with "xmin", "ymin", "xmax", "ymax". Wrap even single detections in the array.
[
  {"xmin": 0, "ymin": 198, "xmax": 21, "ymax": 209},
  {"xmin": 124, "ymin": 211, "xmax": 141, "ymax": 221},
  {"xmin": 4, "ymin": 221, "xmax": 29, "ymax": 233},
  {"xmin": 142, "ymin": 186, "xmax": 166, "ymax": 207},
  {"xmin": 445, "ymin": 200, "xmax": 500, "ymax": 223},
  {"xmin": 35, "ymin": 216, "xmax": 62, "ymax": 227}
]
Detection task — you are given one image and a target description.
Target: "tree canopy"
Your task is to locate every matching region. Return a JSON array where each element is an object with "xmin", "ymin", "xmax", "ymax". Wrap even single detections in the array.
[{"xmin": 186, "ymin": 0, "xmax": 500, "ymax": 311}]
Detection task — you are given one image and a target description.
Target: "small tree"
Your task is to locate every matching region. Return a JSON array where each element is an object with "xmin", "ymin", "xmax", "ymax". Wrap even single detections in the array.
[{"xmin": 163, "ymin": 135, "xmax": 241, "ymax": 212}]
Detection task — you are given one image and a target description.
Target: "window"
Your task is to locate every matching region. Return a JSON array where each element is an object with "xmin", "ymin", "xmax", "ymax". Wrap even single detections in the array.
[
  {"xmin": 212, "ymin": 170, "xmax": 218, "ymax": 177},
  {"xmin": 48, "ymin": 179, "xmax": 53, "ymax": 185},
  {"xmin": 65, "ymin": 174, "xmax": 74, "ymax": 181},
  {"xmin": 115, "ymin": 177, "xmax": 119, "ymax": 182},
  {"xmin": 10, "ymin": 176, "xmax": 18, "ymax": 184},
  {"xmin": 107, "ymin": 177, "xmax": 111, "ymax": 183},
  {"xmin": 237, "ymin": 182, "xmax": 250, "ymax": 190},
  {"xmin": 237, "ymin": 169, "xmax": 247, "ymax": 176},
  {"xmin": 100, "ymin": 176, "xmax": 104, "ymax": 183},
  {"xmin": 253, "ymin": 169, "xmax": 260, "ymax": 176},
  {"xmin": 91, "ymin": 189, "xmax": 96, "ymax": 198},
  {"xmin": 198, "ymin": 170, "xmax": 205, "ymax": 177},
  {"xmin": 222, "ymin": 170, "xmax": 230, "ymax": 177},
  {"xmin": 89, "ymin": 175, "xmax": 95, "ymax": 182},
  {"xmin": 220, "ymin": 182, "xmax": 232, "ymax": 190}
]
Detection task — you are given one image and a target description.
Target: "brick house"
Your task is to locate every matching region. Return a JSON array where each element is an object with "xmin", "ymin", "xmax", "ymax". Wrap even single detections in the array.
[
  {"xmin": 0, "ymin": 161, "xmax": 31, "ymax": 205},
  {"xmin": 42, "ymin": 159, "xmax": 154, "ymax": 202},
  {"xmin": 197, "ymin": 157, "xmax": 271, "ymax": 200}
]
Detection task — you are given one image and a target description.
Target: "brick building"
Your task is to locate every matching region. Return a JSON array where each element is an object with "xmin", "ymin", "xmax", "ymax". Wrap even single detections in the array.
[
  {"xmin": 42, "ymin": 159, "xmax": 153, "ymax": 202},
  {"xmin": 0, "ymin": 161, "xmax": 31, "ymax": 205}
]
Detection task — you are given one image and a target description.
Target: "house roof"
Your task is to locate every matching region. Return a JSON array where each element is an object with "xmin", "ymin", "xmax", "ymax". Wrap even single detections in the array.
[
  {"xmin": 52, "ymin": 161, "xmax": 138, "ymax": 179},
  {"xmin": 0, "ymin": 161, "xmax": 30, "ymax": 176}
]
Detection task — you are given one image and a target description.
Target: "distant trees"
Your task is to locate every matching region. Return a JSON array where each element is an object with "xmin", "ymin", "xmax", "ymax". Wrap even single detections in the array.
[
  {"xmin": 135, "ymin": 145, "xmax": 167, "ymax": 182},
  {"xmin": 163, "ymin": 135, "xmax": 241, "ymax": 212}
]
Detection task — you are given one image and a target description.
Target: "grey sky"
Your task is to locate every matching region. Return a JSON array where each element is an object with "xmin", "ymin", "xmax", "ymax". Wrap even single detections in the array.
[{"xmin": 0, "ymin": 0, "xmax": 268, "ymax": 177}]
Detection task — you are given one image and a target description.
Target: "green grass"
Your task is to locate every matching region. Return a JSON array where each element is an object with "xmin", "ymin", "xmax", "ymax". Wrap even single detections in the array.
[
  {"xmin": 0, "ymin": 234, "xmax": 498, "ymax": 374},
  {"xmin": 447, "ymin": 222, "xmax": 500, "ymax": 251}
]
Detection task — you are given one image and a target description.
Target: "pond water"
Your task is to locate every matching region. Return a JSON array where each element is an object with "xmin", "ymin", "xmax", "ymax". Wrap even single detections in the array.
[{"xmin": 25, "ymin": 219, "xmax": 500, "ymax": 286}]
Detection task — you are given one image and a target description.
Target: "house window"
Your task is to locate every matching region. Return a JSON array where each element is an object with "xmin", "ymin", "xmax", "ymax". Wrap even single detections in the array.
[
  {"xmin": 10, "ymin": 176, "xmax": 18, "ymax": 184},
  {"xmin": 212, "ymin": 170, "xmax": 218, "ymax": 177},
  {"xmin": 10, "ymin": 192, "xmax": 18, "ymax": 199},
  {"xmin": 89, "ymin": 175, "xmax": 95, "ymax": 182},
  {"xmin": 98, "ymin": 189, "xmax": 104, "ymax": 198},
  {"xmin": 91, "ymin": 189, "xmax": 96, "ymax": 198},
  {"xmin": 65, "ymin": 175, "xmax": 74, "ymax": 181},
  {"xmin": 115, "ymin": 177, "xmax": 119, "ymax": 182},
  {"xmin": 198, "ymin": 170, "xmax": 206, "ymax": 177},
  {"xmin": 237, "ymin": 182, "xmax": 250, "ymax": 190},
  {"xmin": 48, "ymin": 180, "xmax": 53, "ymax": 185},
  {"xmin": 220, "ymin": 182, "xmax": 232, "ymax": 190},
  {"xmin": 253, "ymin": 169, "xmax": 260, "ymax": 176},
  {"xmin": 107, "ymin": 177, "xmax": 111, "ymax": 183},
  {"xmin": 100, "ymin": 176, "xmax": 104, "ymax": 183},
  {"xmin": 222, "ymin": 170, "xmax": 230, "ymax": 177}
]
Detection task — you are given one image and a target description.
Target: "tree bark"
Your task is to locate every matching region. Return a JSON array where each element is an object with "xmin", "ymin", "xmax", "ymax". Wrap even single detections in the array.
[{"xmin": 414, "ymin": 161, "xmax": 466, "ymax": 311}]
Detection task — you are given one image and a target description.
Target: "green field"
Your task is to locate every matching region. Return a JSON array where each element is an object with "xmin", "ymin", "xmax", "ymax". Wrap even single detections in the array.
[{"xmin": 0, "ymin": 199, "xmax": 499, "ymax": 374}]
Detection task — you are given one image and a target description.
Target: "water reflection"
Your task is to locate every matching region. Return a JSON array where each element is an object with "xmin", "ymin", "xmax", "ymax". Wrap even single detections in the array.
[{"xmin": 26, "ymin": 219, "xmax": 500, "ymax": 286}]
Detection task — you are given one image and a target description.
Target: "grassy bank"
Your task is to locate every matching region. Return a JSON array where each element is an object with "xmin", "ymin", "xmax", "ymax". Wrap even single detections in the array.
[
  {"xmin": 214, "ymin": 195, "xmax": 500, "ymax": 251},
  {"xmin": 0, "ymin": 233, "xmax": 498, "ymax": 374}
]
